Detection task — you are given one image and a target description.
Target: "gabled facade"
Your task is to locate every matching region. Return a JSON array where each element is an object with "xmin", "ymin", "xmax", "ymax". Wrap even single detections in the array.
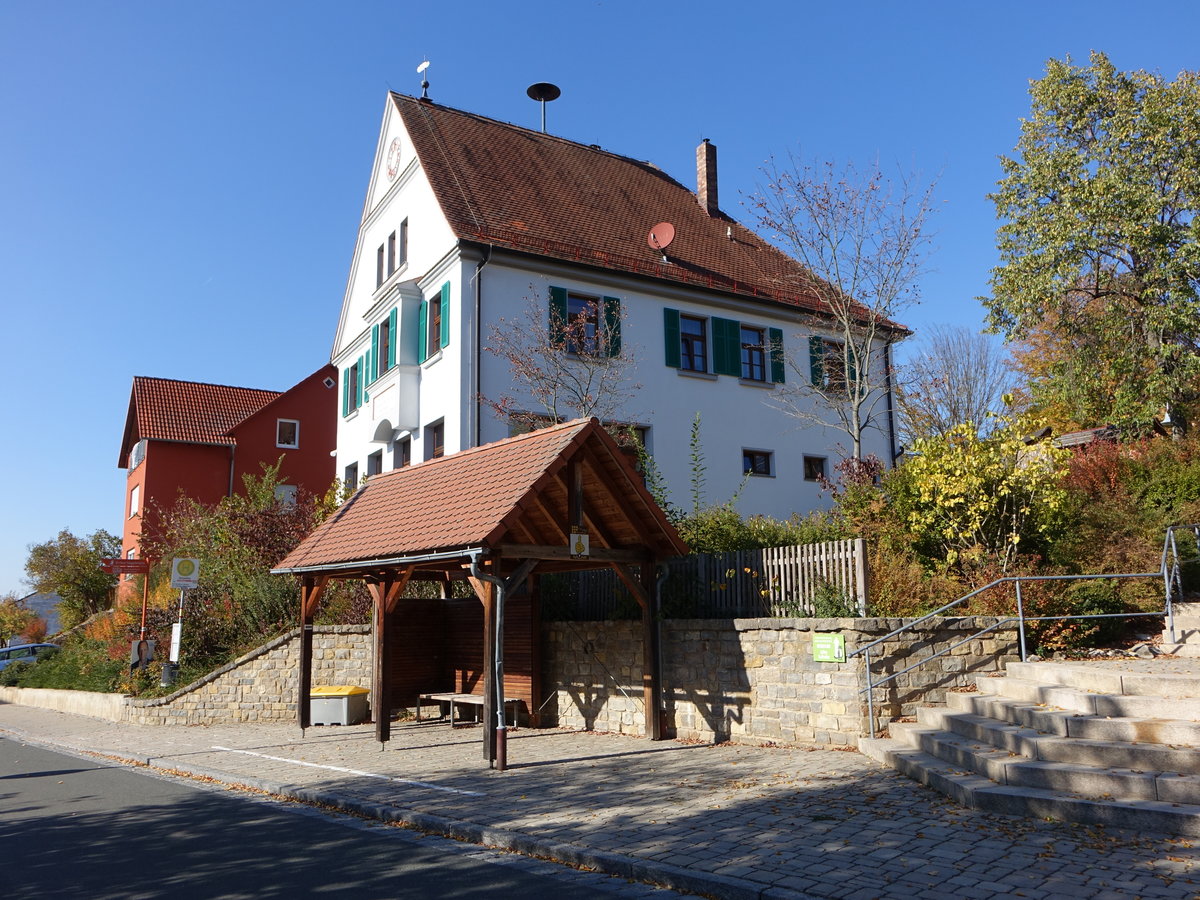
[
  {"xmin": 117, "ymin": 367, "xmax": 338, "ymax": 574},
  {"xmin": 332, "ymin": 93, "xmax": 901, "ymax": 518}
]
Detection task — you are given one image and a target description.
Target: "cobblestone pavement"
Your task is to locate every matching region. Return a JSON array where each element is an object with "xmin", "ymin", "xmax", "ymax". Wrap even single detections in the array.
[{"xmin": 3, "ymin": 703, "xmax": 1200, "ymax": 899}]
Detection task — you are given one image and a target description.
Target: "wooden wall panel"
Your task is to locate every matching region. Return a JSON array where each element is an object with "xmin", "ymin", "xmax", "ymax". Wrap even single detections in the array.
[{"xmin": 385, "ymin": 596, "xmax": 445, "ymax": 707}]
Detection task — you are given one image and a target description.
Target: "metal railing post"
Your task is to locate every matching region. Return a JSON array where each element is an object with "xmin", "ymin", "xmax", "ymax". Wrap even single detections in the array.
[
  {"xmin": 863, "ymin": 644, "xmax": 875, "ymax": 739},
  {"xmin": 1015, "ymin": 578, "xmax": 1028, "ymax": 662}
]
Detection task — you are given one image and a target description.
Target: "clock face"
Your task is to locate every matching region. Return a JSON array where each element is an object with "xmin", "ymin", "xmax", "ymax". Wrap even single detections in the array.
[{"xmin": 386, "ymin": 137, "xmax": 402, "ymax": 180}]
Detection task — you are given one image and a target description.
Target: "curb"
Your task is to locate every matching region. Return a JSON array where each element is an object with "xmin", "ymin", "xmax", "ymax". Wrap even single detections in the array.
[{"xmin": 0, "ymin": 724, "xmax": 815, "ymax": 900}]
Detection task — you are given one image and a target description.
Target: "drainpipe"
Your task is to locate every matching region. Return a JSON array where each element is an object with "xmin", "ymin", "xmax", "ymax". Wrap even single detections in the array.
[
  {"xmin": 472, "ymin": 246, "xmax": 493, "ymax": 448},
  {"xmin": 655, "ymin": 564, "xmax": 670, "ymax": 736},
  {"xmin": 469, "ymin": 554, "xmax": 508, "ymax": 771},
  {"xmin": 884, "ymin": 342, "xmax": 899, "ymax": 465},
  {"xmin": 227, "ymin": 445, "xmax": 236, "ymax": 497}
]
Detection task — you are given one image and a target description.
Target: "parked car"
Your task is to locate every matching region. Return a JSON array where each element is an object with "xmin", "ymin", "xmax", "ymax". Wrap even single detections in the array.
[{"xmin": 0, "ymin": 643, "xmax": 58, "ymax": 671}]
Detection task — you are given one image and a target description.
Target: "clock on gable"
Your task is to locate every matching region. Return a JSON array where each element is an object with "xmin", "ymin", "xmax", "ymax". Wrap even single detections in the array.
[{"xmin": 386, "ymin": 137, "xmax": 402, "ymax": 180}]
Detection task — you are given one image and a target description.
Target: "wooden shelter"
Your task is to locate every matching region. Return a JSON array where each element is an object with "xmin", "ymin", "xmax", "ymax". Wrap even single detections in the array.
[{"xmin": 272, "ymin": 418, "xmax": 687, "ymax": 768}]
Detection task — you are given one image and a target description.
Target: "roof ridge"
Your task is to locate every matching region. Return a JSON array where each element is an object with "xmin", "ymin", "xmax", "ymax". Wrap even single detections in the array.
[
  {"xmin": 391, "ymin": 93, "xmax": 680, "ymax": 186},
  {"xmin": 133, "ymin": 375, "xmax": 282, "ymax": 396}
]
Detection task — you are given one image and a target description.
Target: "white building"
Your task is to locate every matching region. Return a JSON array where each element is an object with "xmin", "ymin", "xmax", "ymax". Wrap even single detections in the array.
[{"xmin": 331, "ymin": 92, "xmax": 902, "ymax": 518}]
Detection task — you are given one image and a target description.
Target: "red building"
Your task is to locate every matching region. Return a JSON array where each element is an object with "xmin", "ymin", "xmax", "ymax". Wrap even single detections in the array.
[{"xmin": 117, "ymin": 367, "xmax": 338, "ymax": 578}]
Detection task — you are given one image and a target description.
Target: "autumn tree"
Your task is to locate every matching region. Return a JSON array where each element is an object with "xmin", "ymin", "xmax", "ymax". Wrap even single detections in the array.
[
  {"xmin": 483, "ymin": 289, "xmax": 640, "ymax": 432},
  {"xmin": 985, "ymin": 52, "xmax": 1200, "ymax": 437},
  {"xmin": 24, "ymin": 529, "xmax": 120, "ymax": 629},
  {"xmin": 0, "ymin": 593, "xmax": 39, "ymax": 644},
  {"xmin": 896, "ymin": 324, "xmax": 1018, "ymax": 447},
  {"xmin": 752, "ymin": 157, "xmax": 937, "ymax": 459}
]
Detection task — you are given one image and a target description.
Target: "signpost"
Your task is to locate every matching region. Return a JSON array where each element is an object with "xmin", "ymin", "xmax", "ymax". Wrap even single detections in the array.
[
  {"xmin": 101, "ymin": 557, "xmax": 151, "ymax": 641},
  {"xmin": 162, "ymin": 558, "xmax": 201, "ymax": 685}
]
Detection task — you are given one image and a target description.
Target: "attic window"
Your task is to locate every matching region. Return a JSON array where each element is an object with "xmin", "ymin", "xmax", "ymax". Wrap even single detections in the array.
[{"xmin": 276, "ymin": 419, "xmax": 300, "ymax": 449}]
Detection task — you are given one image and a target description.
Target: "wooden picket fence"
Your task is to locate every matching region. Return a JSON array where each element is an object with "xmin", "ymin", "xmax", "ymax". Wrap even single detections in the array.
[{"xmin": 542, "ymin": 538, "xmax": 868, "ymax": 620}]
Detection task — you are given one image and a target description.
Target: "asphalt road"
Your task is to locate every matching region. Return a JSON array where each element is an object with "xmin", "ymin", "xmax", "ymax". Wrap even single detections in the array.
[{"xmin": 0, "ymin": 736, "xmax": 677, "ymax": 899}]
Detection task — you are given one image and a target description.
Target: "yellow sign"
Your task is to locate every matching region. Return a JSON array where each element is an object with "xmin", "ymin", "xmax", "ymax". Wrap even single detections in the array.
[{"xmin": 570, "ymin": 528, "xmax": 590, "ymax": 560}]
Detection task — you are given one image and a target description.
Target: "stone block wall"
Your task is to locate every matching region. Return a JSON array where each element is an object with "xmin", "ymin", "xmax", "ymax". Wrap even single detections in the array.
[
  {"xmin": 125, "ymin": 625, "xmax": 371, "ymax": 725},
  {"xmin": 543, "ymin": 617, "xmax": 1019, "ymax": 747}
]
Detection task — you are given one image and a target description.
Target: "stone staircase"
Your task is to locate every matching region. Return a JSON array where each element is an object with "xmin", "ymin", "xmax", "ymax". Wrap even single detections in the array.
[
  {"xmin": 1162, "ymin": 601, "xmax": 1200, "ymax": 656},
  {"xmin": 859, "ymin": 660, "xmax": 1200, "ymax": 836}
]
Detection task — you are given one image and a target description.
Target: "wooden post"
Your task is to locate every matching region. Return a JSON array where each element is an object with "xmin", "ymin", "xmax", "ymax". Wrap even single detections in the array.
[
  {"xmin": 471, "ymin": 575, "xmax": 498, "ymax": 763},
  {"xmin": 298, "ymin": 576, "xmax": 327, "ymax": 732},
  {"xmin": 371, "ymin": 583, "xmax": 392, "ymax": 744},
  {"xmin": 367, "ymin": 569, "xmax": 413, "ymax": 747}
]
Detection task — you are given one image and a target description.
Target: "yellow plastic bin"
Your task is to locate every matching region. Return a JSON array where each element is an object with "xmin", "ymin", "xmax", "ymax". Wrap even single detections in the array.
[{"xmin": 309, "ymin": 685, "xmax": 370, "ymax": 725}]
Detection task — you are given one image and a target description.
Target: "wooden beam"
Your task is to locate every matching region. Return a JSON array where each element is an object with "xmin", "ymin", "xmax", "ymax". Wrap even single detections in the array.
[
  {"xmin": 497, "ymin": 543, "xmax": 645, "ymax": 563},
  {"xmin": 504, "ymin": 557, "xmax": 539, "ymax": 595},
  {"xmin": 532, "ymin": 494, "xmax": 569, "ymax": 543},
  {"xmin": 567, "ymin": 458, "xmax": 584, "ymax": 529},
  {"xmin": 612, "ymin": 562, "xmax": 650, "ymax": 610}
]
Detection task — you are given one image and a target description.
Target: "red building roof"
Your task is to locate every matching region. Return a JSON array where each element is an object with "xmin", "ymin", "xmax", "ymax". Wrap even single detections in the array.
[
  {"xmin": 119, "ymin": 377, "xmax": 281, "ymax": 465},
  {"xmin": 394, "ymin": 94, "xmax": 885, "ymax": 324},
  {"xmin": 275, "ymin": 418, "xmax": 686, "ymax": 574}
]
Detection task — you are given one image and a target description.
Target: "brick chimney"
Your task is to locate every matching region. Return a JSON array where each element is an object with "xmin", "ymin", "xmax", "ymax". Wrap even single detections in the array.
[{"xmin": 697, "ymin": 138, "xmax": 718, "ymax": 216}]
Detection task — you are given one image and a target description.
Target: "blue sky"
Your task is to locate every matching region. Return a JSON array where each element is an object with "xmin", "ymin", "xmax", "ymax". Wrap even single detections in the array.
[{"xmin": 3, "ymin": 0, "xmax": 1199, "ymax": 598}]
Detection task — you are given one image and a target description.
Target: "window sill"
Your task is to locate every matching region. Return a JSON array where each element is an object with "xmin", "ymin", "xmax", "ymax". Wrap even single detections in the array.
[
  {"xmin": 676, "ymin": 368, "xmax": 717, "ymax": 381},
  {"xmin": 422, "ymin": 350, "xmax": 444, "ymax": 369},
  {"xmin": 276, "ymin": 444, "xmax": 299, "ymax": 451},
  {"xmin": 738, "ymin": 378, "xmax": 774, "ymax": 389},
  {"xmin": 743, "ymin": 472, "xmax": 776, "ymax": 479},
  {"xmin": 344, "ymin": 409, "xmax": 361, "ymax": 422}
]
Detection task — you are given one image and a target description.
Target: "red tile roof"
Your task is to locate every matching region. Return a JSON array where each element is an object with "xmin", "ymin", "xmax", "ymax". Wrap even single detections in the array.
[
  {"xmin": 274, "ymin": 418, "xmax": 686, "ymax": 574},
  {"xmin": 119, "ymin": 377, "xmax": 280, "ymax": 464},
  {"xmin": 394, "ymin": 94, "xmax": 885, "ymax": 323}
]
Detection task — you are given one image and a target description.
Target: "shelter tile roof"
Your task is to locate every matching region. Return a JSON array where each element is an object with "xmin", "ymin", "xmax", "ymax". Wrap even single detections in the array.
[
  {"xmin": 275, "ymin": 418, "xmax": 686, "ymax": 574},
  {"xmin": 393, "ymin": 94, "xmax": 881, "ymax": 323},
  {"xmin": 121, "ymin": 377, "xmax": 281, "ymax": 462}
]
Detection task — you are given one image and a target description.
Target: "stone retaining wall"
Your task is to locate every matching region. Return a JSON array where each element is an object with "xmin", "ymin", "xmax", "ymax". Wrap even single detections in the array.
[
  {"xmin": 543, "ymin": 617, "xmax": 1019, "ymax": 747},
  {"xmin": 125, "ymin": 625, "xmax": 371, "ymax": 725}
]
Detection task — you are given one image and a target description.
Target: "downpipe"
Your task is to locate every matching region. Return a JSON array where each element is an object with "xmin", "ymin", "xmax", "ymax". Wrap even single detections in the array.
[{"xmin": 469, "ymin": 556, "xmax": 508, "ymax": 771}]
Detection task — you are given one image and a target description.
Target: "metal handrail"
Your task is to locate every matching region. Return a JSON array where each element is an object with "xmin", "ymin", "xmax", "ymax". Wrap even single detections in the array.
[{"xmin": 851, "ymin": 524, "xmax": 1200, "ymax": 738}]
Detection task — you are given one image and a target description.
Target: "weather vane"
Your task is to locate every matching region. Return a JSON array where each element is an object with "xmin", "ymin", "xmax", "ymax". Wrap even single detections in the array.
[{"xmin": 418, "ymin": 60, "xmax": 430, "ymax": 99}]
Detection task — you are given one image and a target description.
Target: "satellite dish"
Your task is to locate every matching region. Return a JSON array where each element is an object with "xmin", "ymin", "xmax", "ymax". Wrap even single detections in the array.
[{"xmin": 648, "ymin": 222, "xmax": 676, "ymax": 251}]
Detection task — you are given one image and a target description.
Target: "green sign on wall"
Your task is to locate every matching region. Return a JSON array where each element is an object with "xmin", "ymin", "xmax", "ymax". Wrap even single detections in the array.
[{"xmin": 811, "ymin": 633, "xmax": 846, "ymax": 662}]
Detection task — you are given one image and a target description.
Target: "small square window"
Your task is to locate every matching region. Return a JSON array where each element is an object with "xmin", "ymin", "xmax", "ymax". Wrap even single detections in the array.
[
  {"xmin": 276, "ymin": 419, "xmax": 300, "ymax": 449},
  {"xmin": 743, "ymin": 449, "xmax": 772, "ymax": 477},
  {"xmin": 344, "ymin": 463, "xmax": 359, "ymax": 492},
  {"xmin": 395, "ymin": 436, "xmax": 411, "ymax": 469},
  {"xmin": 803, "ymin": 455, "xmax": 827, "ymax": 482},
  {"xmin": 367, "ymin": 450, "xmax": 383, "ymax": 477},
  {"xmin": 274, "ymin": 484, "xmax": 298, "ymax": 506}
]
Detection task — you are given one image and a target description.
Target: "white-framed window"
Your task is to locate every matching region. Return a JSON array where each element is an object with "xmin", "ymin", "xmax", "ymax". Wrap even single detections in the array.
[
  {"xmin": 344, "ymin": 462, "xmax": 359, "ymax": 492},
  {"xmin": 128, "ymin": 484, "xmax": 140, "ymax": 518},
  {"xmin": 665, "ymin": 309, "xmax": 783, "ymax": 383},
  {"xmin": 425, "ymin": 419, "xmax": 445, "ymax": 460},
  {"xmin": 681, "ymin": 315, "xmax": 708, "ymax": 372},
  {"xmin": 395, "ymin": 436, "xmax": 411, "ymax": 469},
  {"xmin": 367, "ymin": 450, "xmax": 383, "ymax": 477},
  {"xmin": 742, "ymin": 449, "xmax": 773, "ymax": 477},
  {"xmin": 274, "ymin": 484, "xmax": 298, "ymax": 506},
  {"xmin": 276, "ymin": 419, "xmax": 300, "ymax": 449}
]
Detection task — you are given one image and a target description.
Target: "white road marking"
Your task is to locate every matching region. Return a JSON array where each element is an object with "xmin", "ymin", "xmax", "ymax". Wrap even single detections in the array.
[{"xmin": 210, "ymin": 746, "xmax": 485, "ymax": 796}]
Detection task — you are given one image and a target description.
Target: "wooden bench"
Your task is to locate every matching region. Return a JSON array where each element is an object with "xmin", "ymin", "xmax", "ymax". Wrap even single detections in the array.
[{"xmin": 416, "ymin": 692, "xmax": 519, "ymax": 727}]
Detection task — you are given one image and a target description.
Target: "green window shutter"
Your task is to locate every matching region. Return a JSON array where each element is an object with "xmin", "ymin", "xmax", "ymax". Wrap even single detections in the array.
[
  {"xmin": 663, "ymin": 308, "xmax": 681, "ymax": 368},
  {"xmin": 356, "ymin": 356, "xmax": 365, "ymax": 407},
  {"xmin": 603, "ymin": 296, "xmax": 621, "ymax": 357},
  {"xmin": 712, "ymin": 317, "xmax": 741, "ymax": 377},
  {"xmin": 370, "ymin": 323, "xmax": 379, "ymax": 382},
  {"xmin": 769, "ymin": 328, "xmax": 785, "ymax": 384},
  {"xmin": 342, "ymin": 368, "xmax": 350, "ymax": 416},
  {"xmin": 549, "ymin": 286, "xmax": 568, "ymax": 346},
  {"xmin": 417, "ymin": 301, "xmax": 428, "ymax": 363},
  {"xmin": 387, "ymin": 308, "xmax": 397, "ymax": 369},
  {"xmin": 809, "ymin": 336, "xmax": 825, "ymax": 386},
  {"xmin": 439, "ymin": 282, "xmax": 450, "ymax": 349}
]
